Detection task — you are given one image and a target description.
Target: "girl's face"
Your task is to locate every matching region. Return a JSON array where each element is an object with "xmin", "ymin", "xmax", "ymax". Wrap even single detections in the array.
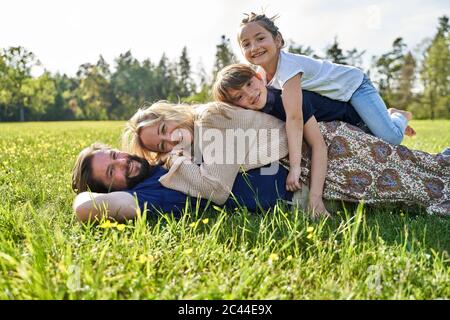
[
  {"xmin": 238, "ymin": 22, "xmax": 282, "ymax": 67},
  {"xmin": 139, "ymin": 120, "xmax": 192, "ymax": 153},
  {"xmin": 226, "ymin": 75, "xmax": 267, "ymax": 110}
]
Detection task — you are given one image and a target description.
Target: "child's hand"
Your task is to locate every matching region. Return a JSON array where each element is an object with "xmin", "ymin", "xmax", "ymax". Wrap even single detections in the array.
[
  {"xmin": 308, "ymin": 195, "xmax": 331, "ymax": 219},
  {"xmin": 286, "ymin": 168, "xmax": 302, "ymax": 192}
]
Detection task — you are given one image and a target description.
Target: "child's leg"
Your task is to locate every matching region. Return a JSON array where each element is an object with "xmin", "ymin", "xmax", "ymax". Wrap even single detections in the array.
[
  {"xmin": 388, "ymin": 108, "xmax": 416, "ymax": 137},
  {"xmin": 350, "ymin": 75, "xmax": 408, "ymax": 145}
]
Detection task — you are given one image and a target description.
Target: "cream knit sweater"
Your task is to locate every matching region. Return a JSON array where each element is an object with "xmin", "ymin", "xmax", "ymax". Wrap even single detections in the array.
[{"xmin": 158, "ymin": 103, "xmax": 290, "ymax": 205}]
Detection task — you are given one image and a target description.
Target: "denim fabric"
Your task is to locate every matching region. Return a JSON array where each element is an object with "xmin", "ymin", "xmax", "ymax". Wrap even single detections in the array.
[{"xmin": 350, "ymin": 74, "xmax": 407, "ymax": 145}]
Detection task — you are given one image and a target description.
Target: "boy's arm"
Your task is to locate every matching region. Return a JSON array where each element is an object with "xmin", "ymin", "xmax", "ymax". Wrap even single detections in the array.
[
  {"xmin": 73, "ymin": 191, "xmax": 138, "ymax": 223},
  {"xmin": 281, "ymin": 73, "xmax": 303, "ymax": 191},
  {"xmin": 303, "ymin": 116, "xmax": 330, "ymax": 217},
  {"xmin": 303, "ymin": 117, "xmax": 327, "ymax": 198}
]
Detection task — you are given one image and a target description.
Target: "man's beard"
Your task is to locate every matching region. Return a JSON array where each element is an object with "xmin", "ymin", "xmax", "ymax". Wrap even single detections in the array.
[{"xmin": 125, "ymin": 154, "xmax": 154, "ymax": 189}]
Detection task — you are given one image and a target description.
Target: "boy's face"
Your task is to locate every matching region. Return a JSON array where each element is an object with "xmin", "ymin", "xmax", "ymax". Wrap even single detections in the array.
[{"xmin": 227, "ymin": 75, "xmax": 267, "ymax": 110}]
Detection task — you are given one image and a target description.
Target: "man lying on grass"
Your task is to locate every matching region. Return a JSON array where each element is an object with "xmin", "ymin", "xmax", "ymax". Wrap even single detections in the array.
[{"xmin": 71, "ymin": 142, "xmax": 296, "ymax": 222}]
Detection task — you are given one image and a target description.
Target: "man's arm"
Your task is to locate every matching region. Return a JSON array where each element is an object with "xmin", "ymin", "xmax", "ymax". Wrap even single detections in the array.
[{"xmin": 73, "ymin": 191, "xmax": 138, "ymax": 223}]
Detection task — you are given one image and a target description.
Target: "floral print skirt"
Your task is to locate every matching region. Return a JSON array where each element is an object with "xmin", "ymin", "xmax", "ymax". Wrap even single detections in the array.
[{"xmin": 282, "ymin": 121, "xmax": 450, "ymax": 216}]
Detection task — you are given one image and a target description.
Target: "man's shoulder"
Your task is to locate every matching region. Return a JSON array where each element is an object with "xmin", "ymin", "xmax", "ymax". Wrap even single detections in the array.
[{"xmin": 126, "ymin": 166, "xmax": 168, "ymax": 193}]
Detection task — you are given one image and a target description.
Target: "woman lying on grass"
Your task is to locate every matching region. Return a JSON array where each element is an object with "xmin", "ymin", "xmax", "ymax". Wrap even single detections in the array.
[{"xmin": 122, "ymin": 101, "xmax": 449, "ymax": 216}]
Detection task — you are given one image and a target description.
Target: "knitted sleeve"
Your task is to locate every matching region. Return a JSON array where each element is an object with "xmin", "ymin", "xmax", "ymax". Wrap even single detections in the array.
[{"xmin": 159, "ymin": 104, "xmax": 289, "ymax": 205}]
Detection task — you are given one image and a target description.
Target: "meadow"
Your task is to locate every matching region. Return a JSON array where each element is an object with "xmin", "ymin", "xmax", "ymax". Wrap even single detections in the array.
[{"xmin": 0, "ymin": 120, "xmax": 449, "ymax": 299}]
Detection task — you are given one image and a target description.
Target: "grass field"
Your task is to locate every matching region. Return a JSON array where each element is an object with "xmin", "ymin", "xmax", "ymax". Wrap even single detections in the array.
[{"xmin": 0, "ymin": 120, "xmax": 449, "ymax": 299}]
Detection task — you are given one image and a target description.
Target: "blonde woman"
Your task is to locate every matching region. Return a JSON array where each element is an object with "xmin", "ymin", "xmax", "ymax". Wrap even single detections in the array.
[
  {"xmin": 122, "ymin": 102, "xmax": 196, "ymax": 165},
  {"xmin": 122, "ymin": 101, "xmax": 450, "ymax": 216}
]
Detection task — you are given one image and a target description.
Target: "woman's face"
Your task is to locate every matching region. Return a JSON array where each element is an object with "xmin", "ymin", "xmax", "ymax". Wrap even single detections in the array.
[
  {"xmin": 238, "ymin": 21, "xmax": 282, "ymax": 67},
  {"xmin": 140, "ymin": 120, "xmax": 192, "ymax": 153}
]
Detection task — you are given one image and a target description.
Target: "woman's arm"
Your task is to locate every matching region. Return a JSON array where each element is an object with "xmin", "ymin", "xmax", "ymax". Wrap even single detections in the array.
[
  {"xmin": 73, "ymin": 191, "xmax": 138, "ymax": 222},
  {"xmin": 281, "ymin": 73, "xmax": 303, "ymax": 192},
  {"xmin": 159, "ymin": 107, "xmax": 289, "ymax": 205},
  {"xmin": 303, "ymin": 116, "xmax": 330, "ymax": 217},
  {"xmin": 159, "ymin": 155, "xmax": 241, "ymax": 205}
]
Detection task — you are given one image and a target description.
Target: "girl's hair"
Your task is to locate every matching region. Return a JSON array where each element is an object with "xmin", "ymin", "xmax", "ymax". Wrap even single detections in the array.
[
  {"xmin": 212, "ymin": 63, "xmax": 257, "ymax": 103},
  {"xmin": 239, "ymin": 12, "xmax": 285, "ymax": 47},
  {"xmin": 122, "ymin": 101, "xmax": 195, "ymax": 165}
]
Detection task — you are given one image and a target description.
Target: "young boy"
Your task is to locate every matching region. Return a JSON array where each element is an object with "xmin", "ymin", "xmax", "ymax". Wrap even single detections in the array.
[
  {"xmin": 213, "ymin": 63, "xmax": 356, "ymax": 218},
  {"xmin": 213, "ymin": 64, "xmax": 371, "ymax": 133}
]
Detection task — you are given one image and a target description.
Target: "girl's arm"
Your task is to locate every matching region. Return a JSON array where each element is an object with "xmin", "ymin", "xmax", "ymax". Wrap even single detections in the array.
[
  {"xmin": 303, "ymin": 116, "xmax": 330, "ymax": 217},
  {"xmin": 281, "ymin": 73, "xmax": 303, "ymax": 192}
]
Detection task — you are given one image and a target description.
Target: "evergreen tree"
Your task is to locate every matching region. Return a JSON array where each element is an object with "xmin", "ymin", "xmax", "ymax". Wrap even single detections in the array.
[
  {"xmin": 43, "ymin": 73, "xmax": 79, "ymax": 120},
  {"xmin": 288, "ymin": 41, "xmax": 316, "ymax": 57},
  {"xmin": 155, "ymin": 53, "xmax": 180, "ymax": 102},
  {"xmin": 420, "ymin": 15, "xmax": 450, "ymax": 119},
  {"xmin": 212, "ymin": 35, "xmax": 238, "ymax": 79},
  {"xmin": 177, "ymin": 46, "xmax": 195, "ymax": 98},
  {"xmin": 396, "ymin": 51, "xmax": 416, "ymax": 111},
  {"xmin": 325, "ymin": 37, "xmax": 347, "ymax": 64},
  {"xmin": 75, "ymin": 56, "xmax": 112, "ymax": 120},
  {"xmin": 373, "ymin": 37, "xmax": 407, "ymax": 106},
  {"xmin": 345, "ymin": 48, "xmax": 366, "ymax": 69}
]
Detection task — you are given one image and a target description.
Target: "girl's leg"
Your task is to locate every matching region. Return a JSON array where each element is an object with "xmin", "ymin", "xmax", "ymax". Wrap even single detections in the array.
[{"xmin": 350, "ymin": 75, "xmax": 408, "ymax": 145}]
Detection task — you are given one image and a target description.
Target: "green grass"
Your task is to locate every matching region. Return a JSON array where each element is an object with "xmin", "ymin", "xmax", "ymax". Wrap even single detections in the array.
[{"xmin": 0, "ymin": 120, "xmax": 449, "ymax": 299}]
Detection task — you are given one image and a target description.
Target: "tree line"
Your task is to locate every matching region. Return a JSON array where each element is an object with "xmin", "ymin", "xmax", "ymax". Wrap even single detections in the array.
[{"xmin": 0, "ymin": 15, "xmax": 448, "ymax": 122}]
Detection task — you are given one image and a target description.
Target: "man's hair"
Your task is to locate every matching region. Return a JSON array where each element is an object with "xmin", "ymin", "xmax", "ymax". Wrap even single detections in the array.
[
  {"xmin": 71, "ymin": 142, "xmax": 111, "ymax": 194},
  {"xmin": 212, "ymin": 63, "xmax": 257, "ymax": 103}
]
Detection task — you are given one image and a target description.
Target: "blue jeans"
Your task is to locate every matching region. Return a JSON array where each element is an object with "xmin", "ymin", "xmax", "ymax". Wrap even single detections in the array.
[
  {"xmin": 350, "ymin": 74, "xmax": 407, "ymax": 145},
  {"xmin": 442, "ymin": 147, "xmax": 450, "ymax": 156}
]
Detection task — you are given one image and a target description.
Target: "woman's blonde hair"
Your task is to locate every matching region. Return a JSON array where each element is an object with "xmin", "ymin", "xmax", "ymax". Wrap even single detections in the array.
[{"xmin": 122, "ymin": 101, "xmax": 195, "ymax": 165}]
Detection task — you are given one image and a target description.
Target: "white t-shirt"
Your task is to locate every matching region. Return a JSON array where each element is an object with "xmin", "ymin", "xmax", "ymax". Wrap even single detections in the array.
[{"xmin": 259, "ymin": 51, "xmax": 364, "ymax": 102}]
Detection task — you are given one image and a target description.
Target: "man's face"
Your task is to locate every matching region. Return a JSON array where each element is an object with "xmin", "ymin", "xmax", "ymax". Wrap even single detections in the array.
[{"xmin": 90, "ymin": 149, "xmax": 152, "ymax": 191}]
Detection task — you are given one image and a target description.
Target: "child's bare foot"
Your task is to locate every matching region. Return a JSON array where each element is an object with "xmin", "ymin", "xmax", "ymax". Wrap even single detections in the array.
[
  {"xmin": 388, "ymin": 108, "xmax": 413, "ymax": 121},
  {"xmin": 405, "ymin": 125, "xmax": 416, "ymax": 137}
]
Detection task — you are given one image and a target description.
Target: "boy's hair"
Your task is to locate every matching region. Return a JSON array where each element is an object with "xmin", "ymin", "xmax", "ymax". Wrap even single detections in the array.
[
  {"xmin": 212, "ymin": 63, "xmax": 257, "ymax": 103},
  {"xmin": 72, "ymin": 142, "xmax": 111, "ymax": 194},
  {"xmin": 240, "ymin": 12, "xmax": 285, "ymax": 47}
]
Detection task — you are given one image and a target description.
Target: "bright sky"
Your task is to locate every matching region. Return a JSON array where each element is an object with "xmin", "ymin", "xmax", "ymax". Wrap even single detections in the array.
[{"xmin": 2, "ymin": 0, "xmax": 449, "ymax": 80}]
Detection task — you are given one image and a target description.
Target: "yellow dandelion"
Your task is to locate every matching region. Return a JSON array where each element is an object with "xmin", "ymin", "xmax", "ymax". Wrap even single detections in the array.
[
  {"xmin": 116, "ymin": 224, "xmax": 126, "ymax": 231},
  {"xmin": 268, "ymin": 253, "xmax": 279, "ymax": 266},
  {"xmin": 307, "ymin": 233, "xmax": 314, "ymax": 240},
  {"xmin": 184, "ymin": 248, "xmax": 194, "ymax": 254},
  {"xmin": 202, "ymin": 218, "xmax": 209, "ymax": 224},
  {"xmin": 189, "ymin": 222, "xmax": 197, "ymax": 228},
  {"xmin": 286, "ymin": 255, "xmax": 293, "ymax": 261},
  {"xmin": 269, "ymin": 253, "xmax": 279, "ymax": 261},
  {"xmin": 99, "ymin": 221, "xmax": 113, "ymax": 229},
  {"xmin": 307, "ymin": 226, "xmax": 314, "ymax": 233},
  {"xmin": 138, "ymin": 254, "xmax": 147, "ymax": 264}
]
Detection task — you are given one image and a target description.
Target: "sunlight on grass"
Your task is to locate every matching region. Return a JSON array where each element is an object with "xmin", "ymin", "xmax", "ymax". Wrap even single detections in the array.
[{"xmin": 0, "ymin": 120, "xmax": 448, "ymax": 299}]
